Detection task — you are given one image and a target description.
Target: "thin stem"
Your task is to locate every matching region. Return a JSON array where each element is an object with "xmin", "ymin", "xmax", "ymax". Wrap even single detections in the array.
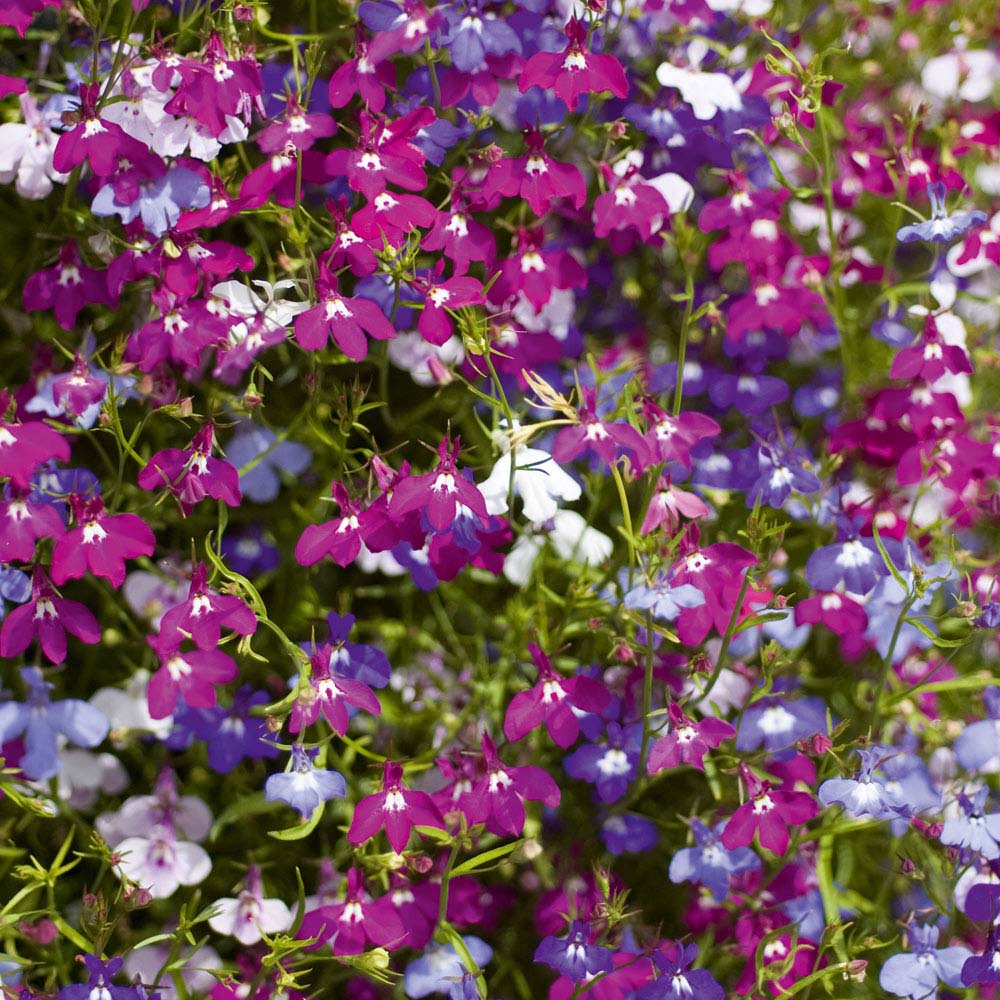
[{"xmin": 636, "ymin": 609, "xmax": 656, "ymax": 779}]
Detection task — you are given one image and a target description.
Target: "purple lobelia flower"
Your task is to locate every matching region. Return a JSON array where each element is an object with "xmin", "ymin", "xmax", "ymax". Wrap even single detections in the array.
[
  {"xmin": 880, "ymin": 921, "xmax": 970, "ymax": 1000},
  {"xmin": 57, "ymin": 955, "xmax": 141, "ymax": 1000},
  {"xmin": 405, "ymin": 936, "xmax": 492, "ymax": 1000},
  {"xmin": 956, "ymin": 688, "xmax": 1000, "ymax": 773},
  {"xmin": 940, "ymin": 786, "xmax": 1000, "ymax": 860},
  {"xmin": 818, "ymin": 747, "xmax": 909, "ymax": 821},
  {"xmin": 0, "ymin": 666, "xmax": 109, "ymax": 780},
  {"xmin": 564, "ymin": 722, "xmax": 642, "ymax": 804},
  {"xmin": 637, "ymin": 942, "xmax": 724, "ymax": 1000},
  {"xmin": 308, "ymin": 612, "xmax": 392, "ymax": 689},
  {"xmin": 805, "ymin": 516, "xmax": 906, "ymax": 596},
  {"xmin": 158, "ymin": 562, "xmax": 257, "ymax": 650},
  {"xmin": 963, "ymin": 924, "xmax": 1000, "ymax": 986},
  {"xmin": 0, "ymin": 565, "xmax": 31, "ymax": 621},
  {"xmin": 601, "ymin": 813, "xmax": 659, "ymax": 855},
  {"xmin": 224, "ymin": 423, "xmax": 312, "ymax": 504},
  {"xmin": 737, "ymin": 695, "xmax": 828, "ymax": 754},
  {"xmin": 669, "ymin": 818, "xmax": 760, "ymax": 902},
  {"xmin": 897, "ymin": 180, "xmax": 986, "ymax": 244},
  {"xmin": 534, "ymin": 919, "xmax": 614, "ymax": 982},
  {"xmin": 623, "ymin": 577, "xmax": 706, "ymax": 623},
  {"xmin": 91, "ymin": 164, "xmax": 210, "ymax": 237},
  {"xmin": 745, "ymin": 441, "xmax": 821, "ymax": 509},
  {"xmin": 178, "ymin": 686, "xmax": 279, "ymax": 774},
  {"xmin": 722, "ymin": 763, "xmax": 818, "ymax": 856},
  {"xmin": 265, "ymin": 745, "xmax": 346, "ymax": 820}
]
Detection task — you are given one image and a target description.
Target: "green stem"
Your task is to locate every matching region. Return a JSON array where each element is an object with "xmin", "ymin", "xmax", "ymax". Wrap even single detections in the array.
[
  {"xmin": 672, "ymin": 271, "xmax": 695, "ymax": 417},
  {"xmin": 868, "ymin": 592, "xmax": 918, "ymax": 739},
  {"xmin": 636, "ymin": 609, "xmax": 656, "ymax": 779},
  {"xmin": 698, "ymin": 572, "xmax": 753, "ymax": 706}
]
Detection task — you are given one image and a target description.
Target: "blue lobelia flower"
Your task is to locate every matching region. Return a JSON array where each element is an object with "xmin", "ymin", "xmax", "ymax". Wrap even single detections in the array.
[
  {"xmin": 601, "ymin": 812, "xmax": 658, "ymax": 856},
  {"xmin": 0, "ymin": 566, "xmax": 31, "ymax": 622},
  {"xmin": 896, "ymin": 181, "xmax": 986, "ymax": 244},
  {"xmin": 637, "ymin": 942, "xmax": 723, "ymax": 1000},
  {"xmin": 668, "ymin": 818, "xmax": 760, "ymax": 902},
  {"xmin": 954, "ymin": 687, "xmax": 1000, "ymax": 774},
  {"xmin": 818, "ymin": 747, "xmax": 908, "ymax": 821},
  {"xmin": 745, "ymin": 441, "xmax": 821, "ymax": 510},
  {"xmin": 564, "ymin": 722, "xmax": 642, "ymax": 804},
  {"xmin": 225, "ymin": 423, "xmax": 312, "ymax": 504},
  {"xmin": 0, "ymin": 667, "xmax": 108, "ymax": 780},
  {"xmin": 940, "ymin": 786, "xmax": 1000, "ymax": 860},
  {"xmin": 404, "ymin": 936, "xmax": 492, "ymax": 1000},
  {"xmin": 623, "ymin": 578, "xmax": 704, "ymax": 622},
  {"xmin": 57, "ymin": 955, "xmax": 142, "ymax": 1000},
  {"xmin": 534, "ymin": 920, "xmax": 614, "ymax": 982},
  {"xmin": 805, "ymin": 516, "xmax": 906, "ymax": 597},
  {"xmin": 880, "ymin": 921, "xmax": 970, "ymax": 1000},
  {"xmin": 736, "ymin": 694, "xmax": 828, "ymax": 754},
  {"xmin": 91, "ymin": 165, "xmax": 210, "ymax": 237},
  {"xmin": 264, "ymin": 745, "xmax": 346, "ymax": 819}
]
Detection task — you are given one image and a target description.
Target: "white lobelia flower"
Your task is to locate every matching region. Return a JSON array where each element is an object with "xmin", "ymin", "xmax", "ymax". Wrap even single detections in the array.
[
  {"xmin": 503, "ymin": 510, "xmax": 613, "ymax": 586},
  {"xmin": 211, "ymin": 279, "xmax": 310, "ymax": 337},
  {"xmin": 114, "ymin": 824, "xmax": 212, "ymax": 899},
  {"xmin": 55, "ymin": 749, "xmax": 129, "ymax": 810},
  {"xmin": 479, "ymin": 427, "xmax": 582, "ymax": 524},
  {"xmin": 921, "ymin": 50, "xmax": 998, "ymax": 104},
  {"xmin": 208, "ymin": 865, "xmax": 293, "ymax": 945},
  {"xmin": 124, "ymin": 944, "xmax": 221, "ymax": 1000},
  {"xmin": 90, "ymin": 669, "xmax": 175, "ymax": 741},
  {"xmin": 0, "ymin": 93, "xmax": 70, "ymax": 200},
  {"xmin": 655, "ymin": 61, "xmax": 743, "ymax": 121}
]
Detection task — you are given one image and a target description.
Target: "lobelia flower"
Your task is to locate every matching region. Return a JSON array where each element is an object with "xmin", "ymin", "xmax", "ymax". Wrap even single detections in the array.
[
  {"xmin": 962, "ymin": 924, "xmax": 1000, "ymax": 986},
  {"xmin": 56, "ymin": 955, "xmax": 141, "ymax": 1000},
  {"xmin": 0, "ymin": 667, "xmax": 109, "ymax": 781},
  {"xmin": 176, "ymin": 687, "xmax": 278, "ymax": 774},
  {"xmin": 0, "ymin": 565, "xmax": 101, "ymax": 665},
  {"xmin": 457, "ymin": 732, "xmax": 561, "ymax": 836},
  {"xmin": 0, "ymin": 566, "xmax": 30, "ymax": 622},
  {"xmin": 535, "ymin": 920, "xmax": 614, "ymax": 982},
  {"xmin": 405, "ymin": 936, "xmax": 493, "ymax": 1000},
  {"xmin": 390, "ymin": 437, "xmax": 489, "ymax": 533},
  {"xmin": 794, "ymin": 590, "xmax": 868, "ymax": 637},
  {"xmin": 640, "ymin": 401, "xmax": 720, "ymax": 470},
  {"xmin": 640, "ymin": 476, "xmax": 709, "ymax": 536},
  {"xmin": 805, "ymin": 517, "xmax": 906, "ymax": 596},
  {"xmin": 0, "ymin": 390, "xmax": 71, "ymax": 486},
  {"xmin": 114, "ymin": 818, "xmax": 212, "ymax": 899},
  {"xmin": 954, "ymin": 687, "xmax": 1000, "ymax": 773},
  {"xmin": 208, "ymin": 864, "xmax": 293, "ymax": 946},
  {"xmin": 50, "ymin": 494, "xmax": 155, "ymax": 589},
  {"xmin": 123, "ymin": 944, "xmax": 221, "ymax": 1000},
  {"xmin": 940, "ymin": 787, "xmax": 1000, "ymax": 859},
  {"xmin": 289, "ymin": 644, "xmax": 382, "ymax": 737},
  {"xmin": 623, "ymin": 577, "xmax": 706, "ymax": 623},
  {"xmin": 298, "ymin": 866, "xmax": 407, "ymax": 955},
  {"xmin": 295, "ymin": 482, "xmax": 371, "ymax": 568},
  {"xmin": 158, "ymin": 562, "xmax": 257, "ymax": 650},
  {"xmin": 880, "ymin": 921, "xmax": 971, "ymax": 1000},
  {"xmin": 601, "ymin": 812, "xmax": 659, "ymax": 855},
  {"xmin": 503, "ymin": 644, "xmax": 610, "ymax": 749},
  {"xmin": 265, "ymin": 745, "xmax": 347, "ymax": 820},
  {"xmin": 138, "ymin": 421, "xmax": 242, "ymax": 516},
  {"xmin": 897, "ymin": 180, "xmax": 987, "ymax": 243},
  {"xmin": 480, "ymin": 130, "xmax": 587, "ymax": 217},
  {"xmin": 592, "ymin": 162, "xmax": 673, "ymax": 246},
  {"xmin": 348, "ymin": 760, "xmax": 445, "ymax": 853},
  {"xmin": 518, "ymin": 18, "xmax": 628, "ymax": 110},
  {"xmin": 92, "ymin": 164, "xmax": 211, "ymax": 238},
  {"xmin": 636, "ymin": 943, "xmax": 724, "ymax": 1000},
  {"xmin": 0, "ymin": 92, "xmax": 70, "ymax": 199},
  {"xmin": 479, "ymin": 424, "xmax": 581, "ymax": 523},
  {"xmin": 502, "ymin": 510, "xmax": 612, "ymax": 587},
  {"xmin": 145, "ymin": 629, "xmax": 238, "ymax": 719},
  {"xmin": 647, "ymin": 702, "xmax": 735, "ymax": 774},
  {"xmin": 294, "ymin": 266, "xmax": 395, "ymax": 360},
  {"xmin": 656, "ymin": 58, "xmax": 743, "ymax": 121},
  {"xmin": 736, "ymin": 695, "xmax": 829, "ymax": 755},
  {"xmin": 328, "ymin": 32, "xmax": 396, "ymax": 114},
  {"xmin": 309, "ymin": 611, "xmax": 392, "ymax": 689},
  {"xmin": 52, "ymin": 83, "xmax": 157, "ymax": 178},
  {"xmin": 564, "ymin": 722, "xmax": 642, "ymax": 804},
  {"xmin": 890, "ymin": 313, "xmax": 972, "ymax": 382},
  {"xmin": 0, "ymin": 484, "xmax": 66, "ymax": 563},
  {"xmin": 0, "ymin": 0, "xmax": 59, "ymax": 35},
  {"xmin": 669, "ymin": 818, "xmax": 760, "ymax": 902},
  {"xmin": 818, "ymin": 747, "xmax": 909, "ymax": 821},
  {"xmin": 721, "ymin": 762, "xmax": 818, "ymax": 856}
]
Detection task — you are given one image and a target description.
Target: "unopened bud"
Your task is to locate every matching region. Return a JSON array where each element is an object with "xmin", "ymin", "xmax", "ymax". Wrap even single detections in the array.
[{"xmin": 844, "ymin": 959, "xmax": 867, "ymax": 982}]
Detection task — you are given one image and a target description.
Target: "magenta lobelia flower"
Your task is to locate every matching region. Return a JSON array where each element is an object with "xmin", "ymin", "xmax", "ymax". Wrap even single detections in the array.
[
  {"xmin": 137, "ymin": 421, "xmax": 241, "ymax": 516},
  {"xmin": 0, "ymin": 565, "xmax": 101, "ymax": 665},
  {"xmin": 503, "ymin": 644, "xmax": 610, "ymax": 749},
  {"xmin": 389, "ymin": 436, "xmax": 489, "ymax": 533},
  {"xmin": 158, "ymin": 562, "xmax": 257, "ymax": 650},
  {"xmin": 646, "ymin": 702, "xmax": 736, "ymax": 774},
  {"xmin": 51, "ymin": 494, "xmax": 155, "ymax": 589},
  {"xmin": 145, "ymin": 630, "xmax": 238, "ymax": 719},
  {"xmin": 22, "ymin": 242, "xmax": 118, "ymax": 331},
  {"xmin": 298, "ymin": 867, "xmax": 407, "ymax": 955},
  {"xmin": 457, "ymin": 732, "xmax": 561, "ymax": 837},
  {"xmin": 517, "ymin": 18, "xmax": 628, "ymax": 110},
  {"xmin": 721, "ymin": 763, "xmax": 817, "ymax": 856},
  {"xmin": 348, "ymin": 760, "xmax": 445, "ymax": 853},
  {"xmin": 0, "ymin": 484, "xmax": 65, "ymax": 562},
  {"xmin": 0, "ymin": 390, "xmax": 70, "ymax": 487},
  {"xmin": 294, "ymin": 265, "xmax": 395, "ymax": 360},
  {"xmin": 289, "ymin": 647, "xmax": 382, "ymax": 737}
]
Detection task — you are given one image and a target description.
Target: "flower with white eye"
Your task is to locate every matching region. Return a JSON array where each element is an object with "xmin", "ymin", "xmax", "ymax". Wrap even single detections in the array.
[{"xmin": 208, "ymin": 865, "xmax": 293, "ymax": 945}]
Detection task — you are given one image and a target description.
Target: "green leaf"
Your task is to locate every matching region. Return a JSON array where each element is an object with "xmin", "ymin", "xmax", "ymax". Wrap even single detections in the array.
[
  {"xmin": 451, "ymin": 838, "xmax": 524, "ymax": 877},
  {"xmin": 872, "ymin": 525, "xmax": 907, "ymax": 590}
]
